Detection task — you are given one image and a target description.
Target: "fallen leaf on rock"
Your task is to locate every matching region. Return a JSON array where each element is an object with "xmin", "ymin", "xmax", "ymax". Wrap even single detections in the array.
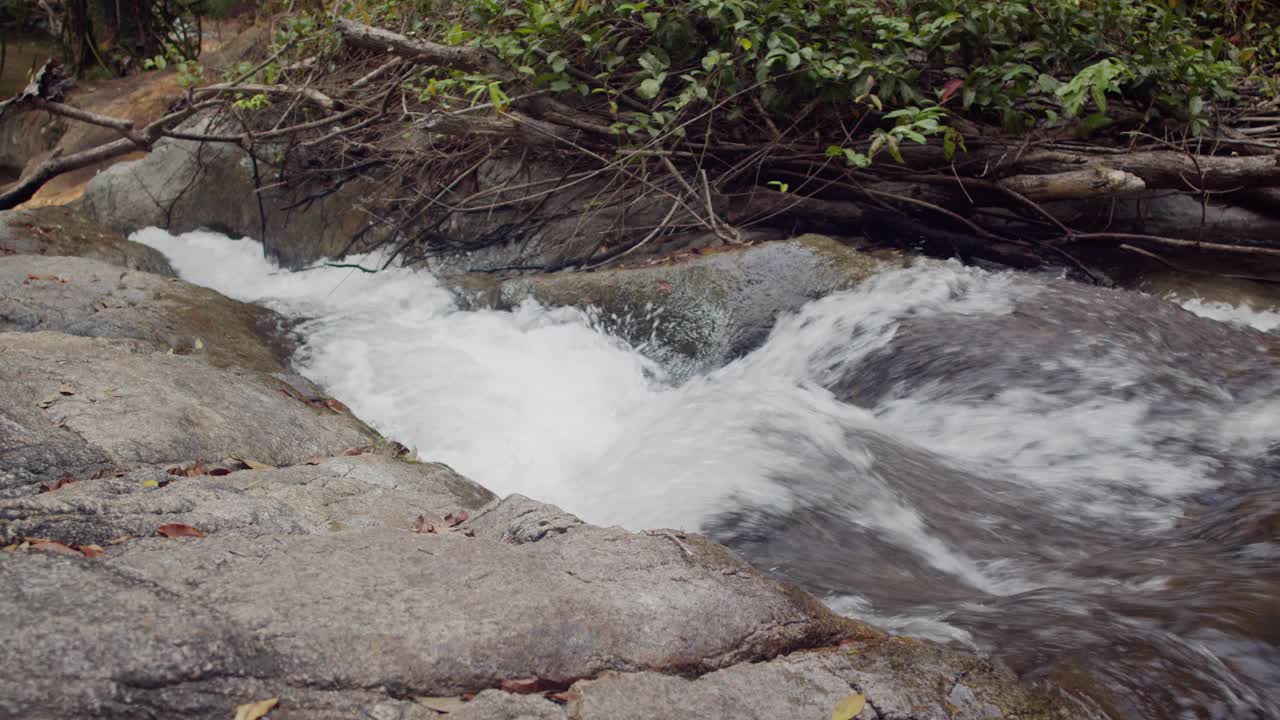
[
  {"xmin": 385, "ymin": 441, "xmax": 412, "ymax": 457},
  {"xmin": 831, "ymin": 692, "xmax": 866, "ymax": 720},
  {"xmin": 412, "ymin": 515, "xmax": 436, "ymax": 534},
  {"xmin": 308, "ymin": 397, "xmax": 346, "ymax": 413},
  {"xmin": 444, "ymin": 510, "xmax": 469, "ymax": 527},
  {"xmin": 193, "ymin": 337, "xmax": 204, "ymax": 351},
  {"xmin": 657, "ymin": 280, "xmax": 673, "ymax": 293},
  {"xmin": 185, "ymin": 462, "xmax": 207, "ymax": 477},
  {"xmin": 232, "ymin": 456, "xmax": 276, "ymax": 470},
  {"xmin": 106, "ymin": 535, "xmax": 134, "ymax": 545},
  {"xmin": 39, "ymin": 474, "xmax": 77, "ymax": 493},
  {"xmin": 499, "ymin": 678, "xmax": 540, "ymax": 694},
  {"xmin": 207, "ymin": 467, "xmax": 230, "ymax": 476},
  {"xmin": 342, "ymin": 445, "xmax": 371, "ymax": 456},
  {"xmin": 31, "ymin": 540, "xmax": 80, "ymax": 557},
  {"xmin": 142, "ymin": 479, "xmax": 159, "ymax": 488},
  {"xmin": 416, "ymin": 696, "xmax": 466, "ymax": 714},
  {"xmin": 76, "ymin": 544, "xmax": 104, "ymax": 558},
  {"xmin": 233, "ymin": 697, "xmax": 279, "ymax": 720},
  {"xmin": 58, "ymin": 383, "xmax": 77, "ymax": 396},
  {"xmin": 156, "ymin": 523, "xmax": 205, "ymax": 538},
  {"xmin": 548, "ymin": 691, "xmax": 580, "ymax": 704}
]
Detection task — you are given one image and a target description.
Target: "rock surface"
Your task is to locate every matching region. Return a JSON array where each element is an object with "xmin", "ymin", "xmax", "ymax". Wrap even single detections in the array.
[
  {"xmin": 457, "ymin": 234, "xmax": 900, "ymax": 373},
  {"xmin": 0, "ymin": 206, "xmax": 175, "ymax": 275},
  {"xmin": 0, "ymin": 255, "xmax": 287, "ymax": 371},
  {"xmin": 1, "ymin": 495, "xmax": 870, "ymax": 719},
  {"xmin": 0, "ymin": 453, "xmax": 494, "ymax": 545},
  {"xmin": 0, "ymin": 331, "xmax": 375, "ymax": 498}
]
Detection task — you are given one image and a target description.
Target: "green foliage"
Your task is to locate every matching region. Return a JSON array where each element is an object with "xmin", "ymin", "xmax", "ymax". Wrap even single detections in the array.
[{"xmin": 251, "ymin": 0, "xmax": 1276, "ymax": 159}]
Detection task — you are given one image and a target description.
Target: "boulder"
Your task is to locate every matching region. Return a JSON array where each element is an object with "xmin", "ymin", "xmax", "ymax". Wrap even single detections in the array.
[
  {"xmin": 0, "ymin": 331, "xmax": 377, "ymax": 497},
  {"xmin": 0, "ymin": 206, "xmax": 175, "ymax": 275},
  {"xmin": 0, "ymin": 495, "xmax": 869, "ymax": 719},
  {"xmin": 462, "ymin": 235, "xmax": 899, "ymax": 373},
  {"xmin": 0, "ymin": 255, "xmax": 287, "ymax": 372},
  {"xmin": 77, "ymin": 118, "xmax": 389, "ymax": 269}
]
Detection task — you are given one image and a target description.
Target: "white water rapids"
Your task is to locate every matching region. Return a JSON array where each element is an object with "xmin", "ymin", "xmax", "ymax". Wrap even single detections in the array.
[{"xmin": 133, "ymin": 228, "xmax": 1280, "ymax": 715}]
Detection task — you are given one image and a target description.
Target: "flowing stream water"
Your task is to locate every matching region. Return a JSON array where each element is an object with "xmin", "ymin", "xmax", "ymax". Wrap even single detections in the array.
[{"xmin": 134, "ymin": 228, "xmax": 1280, "ymax": 720}]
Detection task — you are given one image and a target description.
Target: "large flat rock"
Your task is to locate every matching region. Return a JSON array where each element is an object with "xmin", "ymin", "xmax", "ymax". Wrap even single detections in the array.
[
  {"xmin": 0, "ymin": 255, "xmax": 288, "ymax": 372},
  {"xmin": 0, "ymin": 331, "xmax": 376, "ymax": 497},
  {"xmin": 0, "ymin": 206, "xmax": 175, "ymax": 275},
  {"xmin": 1, "ymin": 495, "xmax": 867, "ymax": 719},
  {"xmin": 0, "ymin": 453, "xmax": 495, "ymax": 545}
]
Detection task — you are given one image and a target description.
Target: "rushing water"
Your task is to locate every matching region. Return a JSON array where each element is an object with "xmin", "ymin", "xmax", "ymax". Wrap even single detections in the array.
[{"xmin": 134, "ymin": 228, "xmax": 1280, "ymax": 720}]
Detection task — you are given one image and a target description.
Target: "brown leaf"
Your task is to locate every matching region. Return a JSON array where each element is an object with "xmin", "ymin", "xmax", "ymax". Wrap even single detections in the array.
[
  {"xmin": 106, "ymin": 535, "xmax": 134, "ymax": 545},
  {"xmin": 412, "ymin": 515, "xmax": 437, "ymax": 534},
  {"xmin": 207, "ymin": 467, "xmax": 231, "ymax": 476},
  {"xmin": 233, "ymin": 697, "xmax": 279, "ymax": 720},
  {"xmin": 308, "ymin": 397, "xmax": 346, "ymax": 413},
  {"xmin": 156, "ymin": 523, "xmax": 205, "ymax": 538},
  {"xmin": 58, "ymin": 383, "xmax": 77, "ymax": 396},
  {"xmin": 39, "ymin": 474, "xmax": 77, "ymax": 493},
  {"xmin": 185, "ymin": 461, "xmax": 208, "ymax": 477},
  {"xmin": 231, "ymin": 456, "xmax": 276, "ymax": 470},
  {"xmin": 342, "ymin": 445, "xmax": 372, "ymax": 456},
  {"xmin": 444, "ymin": 510, "xmax": 469, "ymax": 528},
  {"xmin": 30, "ymin": 540, "xmax": 80, "ymax": 556},
  {"xmin": 76, "ymin": 544, "xmax": 105, "ymax": 558},
  {"xmin": 499, "ymin": 678, "xmax": 539, "ymax": 694},
  {"xmin": 416, "ymin": 696, "xmax": 466, "ymax": 714},
  {"xmin": 165, "ymin": 466, "xmax": 185, "ymax": 476}
]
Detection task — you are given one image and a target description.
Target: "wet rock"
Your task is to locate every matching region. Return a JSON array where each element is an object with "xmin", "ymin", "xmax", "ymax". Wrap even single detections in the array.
[
  {"xmin": 0, "ymin": 206, "xmax": 175, "ymax": 275},
  {"xmin": 0, "ymin": 255, "xmax": 288, "ymax": 372},
  {"xmin": 78, "ymin": 117, "xmax": 389, "ymax": 269},
  {"xmin": 0, "ymin": 331, "xmax": 376, "ymax": 497},
  {"xmin": 0, "ymin": 454, "xmax": 494, "ymax": 545},
  {"xmin": 0, "ymin": 504, "xmax": 864, "ymax": 718},
  {"xmin": 469, "ymin": 235, "xmax": 898, "ymax": 373}
]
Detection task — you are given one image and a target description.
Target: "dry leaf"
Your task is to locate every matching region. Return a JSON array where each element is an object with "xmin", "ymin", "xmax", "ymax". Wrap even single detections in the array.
[
  {"xmin": 31, "ymin": 540, "xmax": 80, "ymax": 556},
  {"xmin": 193, "ymin": 337, "xmax": 204, "ymax": 351},
  {"xmin": 106, "ymin": 535, "xmax": 134, "ymax": 545},
  {"xmin": 208, "ymin": 467, "xmax": 231, "ymax": 476},
  {"xmin": 185, "ymin": 462, "xmax": 207, "ymax": 477},
  {"xmin": 233, "ymin": 697, "xmax": 279, "ymax": 720},
  {"xmin": 831, "ymin": 692, "xmax": 866, "ymax": 720},
  {"xmin": 39, "ymin": 474, "xmax": 77, "ymax": 493},
  {"xmin": 499, "ymin": 678, "xmax": 539, "ymax": 694},
  {"xmin": 416, "ymin": 696, "xmax": 466, "ymax": 714},
  {"xmin": 412, "ymin": 515, "xmax": 436, "ymax": 534},
  {"xmin": 142, "ymin": 479, "xmax": 159, "ymax": 488},
  {"xmin": 156, "ymin": 523, "xmax": 205, "ymax": 538},
  {"xmin": 342, "ymin": 445, "xmax": 371, "ymax": 456},
  {"xmin": 444, "ymin": 510, "xmax": 469, "ymax": 528},
  {"xmin": 77, "ymin": 544, "xmax": 105, "ymax": 558},
  {"xmin": 58, "ymin": 383, "xmax": 77, "ymax": 396},
  {"xmin": 232, "ymin": 456, "xmax": 276, "ymax": 470}
]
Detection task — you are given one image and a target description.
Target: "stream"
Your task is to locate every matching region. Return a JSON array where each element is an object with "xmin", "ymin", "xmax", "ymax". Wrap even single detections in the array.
[{"xmin": 134, "ymin": 227, "xmax": 1280, "ymax": 720}]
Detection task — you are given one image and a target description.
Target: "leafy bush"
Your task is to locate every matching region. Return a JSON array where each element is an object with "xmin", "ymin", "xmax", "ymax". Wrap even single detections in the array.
[{"xmin": 300, "ymin": 0, "xmax": 1275, "ymax": 159}]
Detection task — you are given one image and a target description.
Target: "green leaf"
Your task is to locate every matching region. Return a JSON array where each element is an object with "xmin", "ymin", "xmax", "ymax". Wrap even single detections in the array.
[
  {"xmin": 642, "ymin": 12, "xmax": 660, "ymax": 31},
  {"xmin": 637, "ymin": 77, "xmax": 663, "ymax": 99}
]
